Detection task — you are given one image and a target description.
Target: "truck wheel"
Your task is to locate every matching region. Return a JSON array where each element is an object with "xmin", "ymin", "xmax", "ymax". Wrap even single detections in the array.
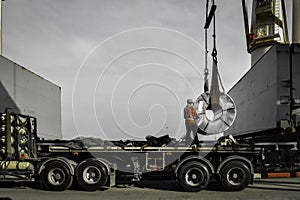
[
  {"xmin": 41, "ymin": 161, "xmax": 73, "ymax": 191},
  {"xmin": 219, "ymin": 160, "xmax": 250, "ymax": 191},
  {"xmin": 178, "ymin": 161, "xmax": 210, "ymax": 192},
  {"xmin": 76, "ymin": 159, "xmax": 108, "ymax": 191}
]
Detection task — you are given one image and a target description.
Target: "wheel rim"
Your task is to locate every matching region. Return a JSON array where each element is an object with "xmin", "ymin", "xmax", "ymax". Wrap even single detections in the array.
[
  {"xmin": 82, "ymin": 166, "xmax": 101, "ymax": 184},
  {"xmin": 185, "ymin": 168, "xmax": 204, "ymax": 187},
  {"xmin": 226, "ymin": 167, "xmax": 245, "ymax": 186},
  {"xmin": 48, "ymin": 168, "xmax": 66, "ymax": 186}
]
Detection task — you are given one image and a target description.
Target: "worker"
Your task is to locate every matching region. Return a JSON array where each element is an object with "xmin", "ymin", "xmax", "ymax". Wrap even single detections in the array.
[{"xmin": 184, "ymin": 99, "xmax": 200, "ymax": 145}]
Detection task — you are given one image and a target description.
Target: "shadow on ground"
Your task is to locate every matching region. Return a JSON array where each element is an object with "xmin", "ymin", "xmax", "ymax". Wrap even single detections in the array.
[
  {"xmin": 133, "ymin": 180, "xmax": 224, "ymax": 192},
  {"xmin": 0, "ymin": 180, "xmax": 226, "ymax": 192},
  {"xmin": 1, "ymin": 179, "xmax": 300, "ymax": 193},
  {"xmin": 248, "ymin": 179, "xmax": 300, "ymax": 192}
]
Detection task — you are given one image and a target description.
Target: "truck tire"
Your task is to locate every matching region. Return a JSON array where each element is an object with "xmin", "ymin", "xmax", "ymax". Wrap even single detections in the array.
[
  {"xmin": 41, "ymin": 161, "xmax": 73, "ymax": 191},
  {"xmin": 76, "ymin": 159, "xmax": 108, "ymax": 191},
  {"xmin": 178, "ymin": 161, "xmax": 210, "ymax": 192},
  {"xmin": 219, "ymin": 160, "xmax": 250, "ymax": 191}
]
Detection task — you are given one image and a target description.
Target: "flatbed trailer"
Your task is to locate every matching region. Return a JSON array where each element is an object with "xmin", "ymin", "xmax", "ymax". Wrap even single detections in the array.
[
  {"xmin": 32, "ymin": 139, "xmax": 263, "ymax": 192},
  {"xmin": 1, "ymin": 111, "xmax": 300, "ymax": 192},
  {"xmin": 0, "ymin": 111, "xmax": 265, "ymax": 192}
]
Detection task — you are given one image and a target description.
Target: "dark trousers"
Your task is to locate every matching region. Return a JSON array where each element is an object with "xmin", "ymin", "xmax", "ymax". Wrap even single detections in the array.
[{"xmin": 185, "ymin": 122, "xmax": 198, "ymax": 145}]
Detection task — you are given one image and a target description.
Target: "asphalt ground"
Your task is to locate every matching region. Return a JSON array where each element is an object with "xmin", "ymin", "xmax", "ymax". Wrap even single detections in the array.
[{"xmin": 0, "ymin": 178, "xmax": 300, "ymax": 200}]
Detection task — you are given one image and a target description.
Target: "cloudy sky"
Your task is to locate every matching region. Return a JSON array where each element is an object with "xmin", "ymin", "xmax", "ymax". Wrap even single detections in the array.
[{"xmin": 2, "ymin": 0, "xmax": 253, "ymax": 139}]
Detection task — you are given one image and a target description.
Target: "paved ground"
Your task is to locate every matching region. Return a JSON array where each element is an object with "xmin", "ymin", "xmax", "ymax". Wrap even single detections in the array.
[{"xmin": 0, "ymin": 178, "xmax": 300, "ymax": 200}]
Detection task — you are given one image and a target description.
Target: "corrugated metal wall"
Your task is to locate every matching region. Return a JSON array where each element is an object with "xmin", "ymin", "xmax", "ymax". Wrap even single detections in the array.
[{"xmin": 0, "ymin": 56, "xmax": 62, "ymax": 139}]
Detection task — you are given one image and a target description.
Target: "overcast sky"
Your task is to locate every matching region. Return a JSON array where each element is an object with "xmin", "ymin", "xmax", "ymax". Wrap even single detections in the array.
[{"xmin": 2, "ymin": 0, "xmax": 253, "ymax": 140}]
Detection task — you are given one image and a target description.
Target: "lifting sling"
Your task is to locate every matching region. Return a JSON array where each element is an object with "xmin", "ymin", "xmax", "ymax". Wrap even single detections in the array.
[{"xmin": 195, "ymin": 0, "xmax": 236, "ymax": 135}]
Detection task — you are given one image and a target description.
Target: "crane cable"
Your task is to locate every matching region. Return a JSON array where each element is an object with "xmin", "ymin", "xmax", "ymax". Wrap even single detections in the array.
[
  {"xmin": 204, "ymin": 0, "xmax": 209, "ymax": 92},
  {"xmin": 205, "ymin": 0, "xmax": 225, "ymax": 97},
  {"xmin": 211, "ymin": 0, "xmax": 226, "ymax": 94},
  {"xmin": 197, "ymin": 0, "xmax": 237, "ymax": 134}
]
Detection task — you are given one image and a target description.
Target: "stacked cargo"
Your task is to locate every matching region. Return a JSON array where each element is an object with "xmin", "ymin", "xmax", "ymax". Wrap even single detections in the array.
[
  {"xmin": 0, "ymin": 112, "xmax": 36, "ymax": 174},
  {"xmin": 0, "ymin": 112, "xmax": 37, "ymax": 159}
]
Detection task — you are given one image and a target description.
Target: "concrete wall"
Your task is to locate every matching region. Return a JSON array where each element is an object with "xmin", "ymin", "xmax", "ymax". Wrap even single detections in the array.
[{"xmin": 0, "ymin": 56, "xmax": 62, "ymax": 139}]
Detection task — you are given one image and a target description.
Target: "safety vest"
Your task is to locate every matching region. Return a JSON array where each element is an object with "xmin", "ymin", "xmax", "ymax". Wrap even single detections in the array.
[{"xmin": 184, "ymin": 105, "xmax": 198, "ymax": 122}]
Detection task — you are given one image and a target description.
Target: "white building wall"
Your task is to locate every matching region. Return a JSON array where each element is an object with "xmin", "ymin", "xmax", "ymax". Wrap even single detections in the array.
[{"xmin": 0, "ymin": 56, "xmax": 62, "ymax": 139}]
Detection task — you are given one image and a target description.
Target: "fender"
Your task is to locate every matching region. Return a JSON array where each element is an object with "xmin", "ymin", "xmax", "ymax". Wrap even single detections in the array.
[
  {"xmin": 38, "ymin": 157, "xmax": 77, "ymax": 175},
  {"xmin": 174, "ymin": 156, "xmax": 214, "ymax": 176},
  {"xmin": 96, "ymin": 158, "xmax": 112, "ymax": 175},
  {"xmin": 216, "ymin": 155, "xmax": 254, "ymax": 174}
]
